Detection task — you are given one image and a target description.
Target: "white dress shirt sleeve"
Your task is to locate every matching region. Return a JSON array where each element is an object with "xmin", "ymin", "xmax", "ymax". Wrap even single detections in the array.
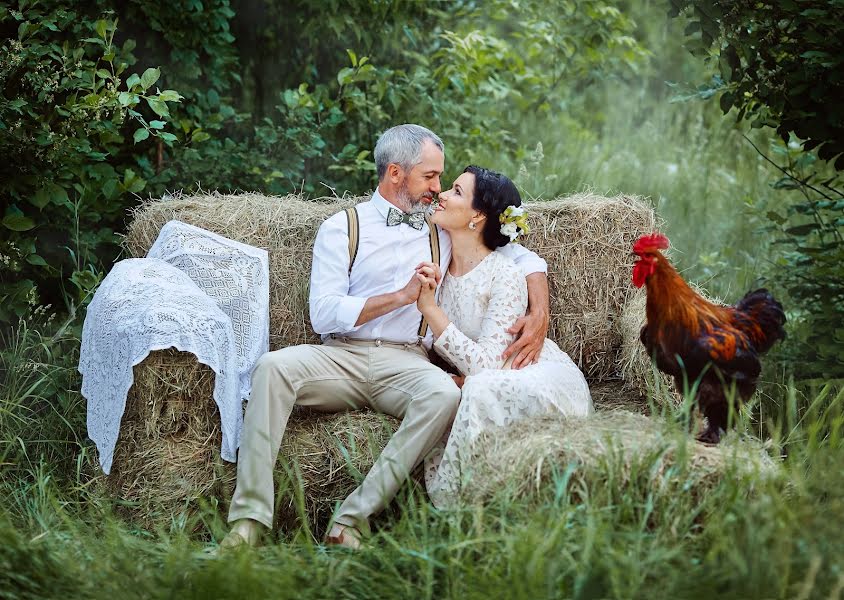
[
  {"xmin": 309, "ymin": 213, "xmax": 368, "ymax": 334},
  {"xmin": 496, "ymin": 243, "xmax": 548, "ymax": 276}
]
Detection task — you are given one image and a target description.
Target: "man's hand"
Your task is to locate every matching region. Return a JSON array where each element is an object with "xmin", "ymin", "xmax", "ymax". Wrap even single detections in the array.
[
  {"xmin": 502, "ymin": 309, "xmax": 548, "ymax": 369},
  {"xmin": 399, "ymin": 271, "xmax": 423, "ymax": 306}
]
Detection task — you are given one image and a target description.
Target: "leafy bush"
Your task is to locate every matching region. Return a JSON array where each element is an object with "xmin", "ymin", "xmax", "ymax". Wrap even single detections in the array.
[
  {"xmin": 2, "ymin": 0, "xmax": 652, "ymax": 322},
  {"xmin": 0, "ymin": 2, "xmax": 183, "ymax": 320},
  {"xmin": 669, "ymin": 0, "xmax": 844, "ymax": 379},
  {"xmin": 669, "ymin": 0, "xmax": 844, "ymax": 167}
]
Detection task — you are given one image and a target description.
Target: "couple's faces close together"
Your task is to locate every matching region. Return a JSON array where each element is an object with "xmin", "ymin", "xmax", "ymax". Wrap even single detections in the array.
[
  {"xmin": 391, "ymin": 141, "xmax": 481, "ymax": 233},
  {"xmin": 391, "ymin": 140, "xmax": 444, "ymax": 213}
]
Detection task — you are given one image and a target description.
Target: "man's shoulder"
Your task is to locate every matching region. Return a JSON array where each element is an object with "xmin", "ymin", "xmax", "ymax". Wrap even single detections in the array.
[{"xmin": 321, "ymin": 201, "xmax": 374, "ymax": 230}]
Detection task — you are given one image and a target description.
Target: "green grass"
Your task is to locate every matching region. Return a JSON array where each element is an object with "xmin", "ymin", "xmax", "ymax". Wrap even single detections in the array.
[{"xmin": 1, "ymin": 303, "xmax": 843, "ymax": 599}]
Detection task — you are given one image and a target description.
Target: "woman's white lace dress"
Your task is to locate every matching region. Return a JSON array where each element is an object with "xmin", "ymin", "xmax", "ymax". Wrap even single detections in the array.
[{"xmin": 424, "ymin": 251, "xmax": 593, "ymax": 507}]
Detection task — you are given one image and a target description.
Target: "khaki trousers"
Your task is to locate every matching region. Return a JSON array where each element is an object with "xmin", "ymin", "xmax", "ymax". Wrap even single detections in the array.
[{"xmin": 227, "ymin": 337, "xmax": 461, "ymax": 533}]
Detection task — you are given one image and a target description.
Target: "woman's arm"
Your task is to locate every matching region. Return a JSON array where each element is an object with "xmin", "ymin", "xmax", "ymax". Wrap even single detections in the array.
[{"xmin": 419, "ymin": 260, "xmax": 528, "ymax": 376}]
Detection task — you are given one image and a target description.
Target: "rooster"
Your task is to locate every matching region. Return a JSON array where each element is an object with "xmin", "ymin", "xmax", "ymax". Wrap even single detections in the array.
[{"xmin": 632, "ymin": 233, "xmax": 786, "ymax": 443}]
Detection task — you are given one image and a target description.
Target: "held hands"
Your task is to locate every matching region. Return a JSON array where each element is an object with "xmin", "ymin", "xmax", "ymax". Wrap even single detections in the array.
[{"xmin": 414, "ymin": 261, "xmax": 441, "ymax": 313}]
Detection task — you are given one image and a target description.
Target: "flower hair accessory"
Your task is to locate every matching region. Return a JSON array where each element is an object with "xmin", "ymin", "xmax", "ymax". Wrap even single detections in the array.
[{"xmin": 499, "ymin": 205, "xmax": 529, "ymax": 242}]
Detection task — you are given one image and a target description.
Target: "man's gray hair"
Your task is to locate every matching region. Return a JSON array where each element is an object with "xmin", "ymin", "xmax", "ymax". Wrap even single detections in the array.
[{"xmin": 374, "ymin": 124, "xmax": 444, "ymax": 180}]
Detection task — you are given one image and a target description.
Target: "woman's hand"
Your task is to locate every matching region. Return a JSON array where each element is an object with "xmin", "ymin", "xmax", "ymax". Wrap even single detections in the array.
[
  {"xmin": 415, "ymin": 262, "xmax": 442, "ymax": 285},
  {"xmin": 415, "ymin": 264, "xmax": 438, "ymax": 313},
  {"xmin": 413, "ymin": 261, "xmax": 450, "ymax": 339}
]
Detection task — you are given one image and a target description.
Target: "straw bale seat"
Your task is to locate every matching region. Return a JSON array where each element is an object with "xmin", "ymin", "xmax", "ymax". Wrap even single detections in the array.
[{"xmin": 106, "ymin": 190, "xmax": 676, "ymax": 532}]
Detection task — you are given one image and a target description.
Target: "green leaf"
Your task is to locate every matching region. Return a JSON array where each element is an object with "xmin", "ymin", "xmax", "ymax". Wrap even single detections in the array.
[
  {"xmin": 719, "ymin": 91, "xmax": 734, "ymax": 113},
  {"xmin": 191, "ymin": 131, "xmax": 211, "ymax": 143},
  {"xmin": 48, "ymin": 184, "xmax": 69, "ymax": 207},
  {"xmin": 96, "ymin": 68, "xmax": 111, "ymax": 79},
  {"xmin": 133, "ymin": 128, "xmax": 150, "ymax": 143},
  {"xmin": 125, "ymin": 73, "xmax": 140, "ymax": 89},
  {"xmin": 158, "ymin": 89, "xmax": 182, "ymax": 102},
  {"xmin": 785, "ymin": 223, "xmax": 820, "ymax": 236},
  {"xmin": 118, "ymin": 92, "xmax": 138, "ymax": 107},
  {"xmin": 149, "ymin": 120, "xmax": 165, "ymax": 130},
  {"xmin": 146, "ymin": 98, "xmax": 170, "ymax": 118},
  {"xmin": 159, "ymin": 132, "xmax": 177, "ymax": 143},
  {"xmin": 95, "ymin": 19, "xmax": 108, "ymax": 39},
  {"xmin": 71, "ymin": 269, "xmax": 100, "ymax": 292},
  {"xmin": 3, "ymin": 206, "xmax": 35, "ymax": 231},
  {"xmin": 31, "ymin": 187, "xmax": 51, "ymax": 209},
  {"xmin": 126, "ymin": 176, "xmax": 146, "ymax": 194},
  {"xmin": 346, "ymin": 48, "xmax": 357, "ymax": 67},
  {"xmin": 337, "ymin": 67, "xmax": 355, "ymax": 86},
  {"xmin": 206, "ymin": 89, "xmax": 220, "ymax": 107},
  {"xmin": 140, "ymin": 67, "xmax": 160, "ymax": 91},
  {"xmin": 26, "ymin": 254, "xmax": 48, "ymax": 267},
  {"xmin": 102, "ymin": 178, "xmax": 118, "ymax": 200},
  {"xmin": 766, "ymin": 211, "xmax": 786, "ymax": 225}
]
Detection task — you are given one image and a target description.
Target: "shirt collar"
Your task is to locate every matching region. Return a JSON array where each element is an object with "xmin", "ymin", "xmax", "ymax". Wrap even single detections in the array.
[
  {"xmin": 371, "ymin": 187, "xmax": 431, "ymax": 233},
  {"xmin": 371, "ymin": 187, "xmax": 394, "ymax": 220}
]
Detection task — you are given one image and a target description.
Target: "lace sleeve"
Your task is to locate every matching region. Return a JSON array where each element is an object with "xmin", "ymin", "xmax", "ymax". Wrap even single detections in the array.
[{"xmin": 433, "ymin": 261, "xmax": 528, "ymax": 376}]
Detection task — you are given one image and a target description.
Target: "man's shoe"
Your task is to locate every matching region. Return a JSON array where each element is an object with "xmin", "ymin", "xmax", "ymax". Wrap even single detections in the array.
[
  {"xmin": 219, "ymin": 518, "xmax": 263, "ymax": 551},
  {"xmin": 325, "ymin": 523, "xmax": 362, "ymax": 550}
]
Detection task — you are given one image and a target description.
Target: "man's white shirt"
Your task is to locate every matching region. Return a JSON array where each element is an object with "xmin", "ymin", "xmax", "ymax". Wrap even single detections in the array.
[{"xmin": 309, "ymin": 188, "xmax": 547, "ymax": 348}]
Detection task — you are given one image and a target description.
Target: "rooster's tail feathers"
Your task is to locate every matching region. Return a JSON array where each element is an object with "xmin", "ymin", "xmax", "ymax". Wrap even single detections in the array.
[{"xmin": 734, "ymin": 288, "xmax": 787, "ymax": 353}]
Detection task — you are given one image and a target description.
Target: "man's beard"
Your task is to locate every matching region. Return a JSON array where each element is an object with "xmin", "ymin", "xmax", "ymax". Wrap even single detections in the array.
[{"xmin": 398, "ymin": 181, "xmax": 431, "ymax": 214}]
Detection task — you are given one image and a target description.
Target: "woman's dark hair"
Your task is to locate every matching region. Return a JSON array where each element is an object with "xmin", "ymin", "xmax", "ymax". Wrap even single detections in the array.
[{"xmin": 464, "ymin": 165, "xmax": 522, "ymax": 250}]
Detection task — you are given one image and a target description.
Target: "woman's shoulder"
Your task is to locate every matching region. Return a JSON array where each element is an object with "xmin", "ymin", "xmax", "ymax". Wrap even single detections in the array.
[
  {"xmin": 485, "ymin": 251, "xmax": 526, "ymax": 296},
  {"xmin": 488, "ymin": 247, "xmax": 521, "ymax": 274}
]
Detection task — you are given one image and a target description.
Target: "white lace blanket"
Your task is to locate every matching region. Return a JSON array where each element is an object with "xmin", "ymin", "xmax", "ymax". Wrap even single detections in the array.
[
  {"xmin": 79, "ymin": 258, "xmax": 242, "ymax": 474},
  {"xmin": 148, "ymin": 220, "xmax": 269, "ymax": 399}
]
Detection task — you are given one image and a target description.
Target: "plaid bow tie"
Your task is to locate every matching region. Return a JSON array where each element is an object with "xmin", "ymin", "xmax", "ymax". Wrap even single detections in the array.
[{"xmin": 386, "ymin": 207, "xmax": 426, "ymax": 230}]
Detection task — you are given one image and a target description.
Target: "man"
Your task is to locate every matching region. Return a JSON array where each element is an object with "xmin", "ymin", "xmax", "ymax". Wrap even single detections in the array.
[{"xmin": 222, "ymin": 124, "xmax": 550, "ymax": 549}]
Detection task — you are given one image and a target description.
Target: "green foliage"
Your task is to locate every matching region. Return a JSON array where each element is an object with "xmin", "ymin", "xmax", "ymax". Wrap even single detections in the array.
[
  {"xmin": 761, "ymin": 139, "xmax": 844, "ymax": 378},
  {"xmin": 668, "ymin": 0, "xmax": 844, "ymax": 168},
  {"xmin": 1, "ymin": 0, "xmax": 654, "ymax": 323},
  {"xmin": 667, "ymin": 0, "xmax": 844, "ymax": 379},
  {"xmin": 0, "ymin": 1, "xmax": 183, "ymax": 320}
]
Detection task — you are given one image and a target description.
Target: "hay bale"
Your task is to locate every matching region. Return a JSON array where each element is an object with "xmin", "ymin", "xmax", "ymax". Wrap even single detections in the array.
[
  {"xmin": 124, "ymin": 192, "xmax": 360, "ymax": 349},
  {"xmin": 106, "ymin": 349, "xmax": 404, "ymax": 534},
  {"xmin": 518, "ymin": 192, "xmax": 660, "ymax": 380},
  {"xmin": 112, "ymin": 190, "xmax": 664, "ymax": 530},
  {"xmin": 106, "ymin": 349, "xmax": 224, "ymax": 527},
  {"xmin": 616, "ymin": 288, "xmax": 676, "ymax": 401},
  {"xmin": 125, "ymin": 190, "xmax": 658, "ymax": 380},
  {"xmin": 462, "ymin": 410, "xmax": 780, "ymax": 504}
]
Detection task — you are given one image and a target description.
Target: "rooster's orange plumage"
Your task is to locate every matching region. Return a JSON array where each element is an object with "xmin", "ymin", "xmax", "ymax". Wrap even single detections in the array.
[{"xmin": 633, "ymin": 233, "xmax": 786, "ymax": 443}]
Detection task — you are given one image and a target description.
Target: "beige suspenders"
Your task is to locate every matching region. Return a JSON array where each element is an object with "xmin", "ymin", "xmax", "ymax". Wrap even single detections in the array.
[
  {"xmin": 344, "ymin": 207, "xmax": 439, "ymax": 341},
  {"xmin": 344, "ymin": 207, "xmax": 360, "ymax": 275},
  {"xmin": 416, "ymin": 216, "xmax": 440, "ymax": 340}
]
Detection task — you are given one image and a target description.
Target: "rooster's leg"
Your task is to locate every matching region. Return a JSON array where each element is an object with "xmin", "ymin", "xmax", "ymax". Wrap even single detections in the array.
[{"xmin": 697, "ymin": 402, "xmax": 727, "ymax": 445}]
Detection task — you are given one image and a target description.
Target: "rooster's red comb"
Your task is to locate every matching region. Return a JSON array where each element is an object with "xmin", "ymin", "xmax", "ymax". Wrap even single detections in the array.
[{"xmin": 633, "ymin": 232, "xmax": 670, "ymax": 255}]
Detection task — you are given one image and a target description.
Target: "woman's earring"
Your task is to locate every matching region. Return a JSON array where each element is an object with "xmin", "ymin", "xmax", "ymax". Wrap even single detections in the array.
[{"xmin": 468, "ymin": 221, "xmax": 476, "ymax": 230}]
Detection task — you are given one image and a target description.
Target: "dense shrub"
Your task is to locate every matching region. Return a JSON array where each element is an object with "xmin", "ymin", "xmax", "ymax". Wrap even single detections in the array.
[{"xmin": 669, "ymin": 0, "xmax": 844, "ymax": 378}]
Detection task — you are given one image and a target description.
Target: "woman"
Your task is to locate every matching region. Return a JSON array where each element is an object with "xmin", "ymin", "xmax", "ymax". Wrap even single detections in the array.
[{"xmin": 415, "ymin": 166, "xmax": 594, "ymax": 507}]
